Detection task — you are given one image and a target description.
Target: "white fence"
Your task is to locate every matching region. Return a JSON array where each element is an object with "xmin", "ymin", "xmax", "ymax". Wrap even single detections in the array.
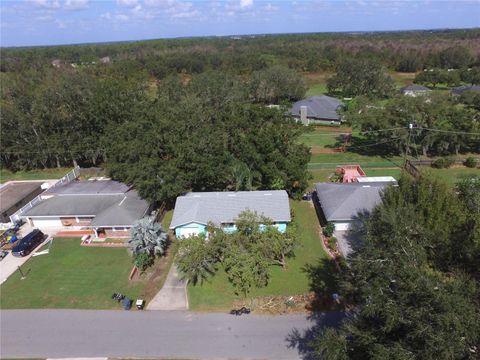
[{"xmin": 9, "ymin": 166, "xmax": 81, "ymax": 224}]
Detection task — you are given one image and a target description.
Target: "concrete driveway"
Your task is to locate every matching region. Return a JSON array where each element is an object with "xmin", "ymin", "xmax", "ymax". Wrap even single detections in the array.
[
  {"xmin": 0, "ymin": 235, "xmax": 51, "ymax": 284},
  {"xmin": 334, "ymin": 230, "xmax": 363, "ymax": 258},
  {"xmin": 0, "ymin": 310, "xmax": 346, "ymax": 359},
  {"xmin": 147, "ymin": 264, "xmax": 188, "ymax": 310}
]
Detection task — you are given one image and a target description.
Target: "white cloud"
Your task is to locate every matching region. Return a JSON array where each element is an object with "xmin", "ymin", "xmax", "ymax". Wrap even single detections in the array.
[
  {"xmin": 144, "ymin": 0, "xmax": 175, "ymax": 7},
  {"xmin": 117, "ymin": 0, "xmax": 139, "ymax": 7},
  {"xmin": 115, "ymin": 13, "xmax": 129, "ymax": 21},
  {"xmin": 101, "ymin": 11, "xmax": 130, "ymax": 22},
  {"xmin": 240, "ymin": 0, "xmax": 253, "ymax": 9},
  {"xmin": 172, "ymin": 9, "xmax": 200, "ymax": 18},
  {"xmin": 55, "ymin": 19, "xmax": 66, "ymax": 28},
  {"xmin": 64, "ymin": 0, "xmax": 89, "ymax": 10},
  {"xmin": 35, "ymin": 14, "xmax": 55, "ymax": 21},
  {"xmin": 31, "ymin": 0, "xmax": 60, "ymax": 9},
  {"xmin": 263, "ymin": 3, "xmax": 278, "ymax": 12}
]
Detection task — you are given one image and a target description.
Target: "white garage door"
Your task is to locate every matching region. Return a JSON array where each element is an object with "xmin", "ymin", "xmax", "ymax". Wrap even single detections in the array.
[
  {"xmin": 31, "ymin": 218, "xmax": 63, "ymax": 228},
  {"xmin": 334, "ymin": 222, "xmax": 351, "ymax": 231}
]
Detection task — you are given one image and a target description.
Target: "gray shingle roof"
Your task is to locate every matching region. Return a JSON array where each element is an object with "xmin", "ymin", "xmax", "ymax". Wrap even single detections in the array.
[
  {"xmin": 288, "ymin": 96, "xmax": 344, "ymax": 121},
  {"xmin": 23, "ymin": 190, "xmax": 149, "ymax": 227},
  {"xmin": 23, "ymin": 195, "xmax": 121, "ymax": 217},
  {"xmin": 315, "ymin": 182, "xmax": 386, "ymax": 221},
  {"xmin": 169, "ymin": 190, "xmax": 291, "ymax": 229},
  {"xmin": 0, "ymin": 181, "xmax": 44, "ymax": 213},
  {"xmin": 91, "ymin": 191, "xmax": 149, "ymax": 227},
  {"xmin": 451, "ymin": 85, "xmax": 480, "ymax": 96},
  {"xmin": 45, "ymin": 180, "xmax": 130, "ymax": 195},
  {"xmin": 400, "ymin": 84, "xmax": 431, "ymax": 93}
]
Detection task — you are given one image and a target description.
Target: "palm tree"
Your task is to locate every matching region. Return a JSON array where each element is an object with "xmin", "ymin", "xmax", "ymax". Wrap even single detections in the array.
[{"xmin": 128, "ymin": 217, "xmax": 168, "ymax": 257}]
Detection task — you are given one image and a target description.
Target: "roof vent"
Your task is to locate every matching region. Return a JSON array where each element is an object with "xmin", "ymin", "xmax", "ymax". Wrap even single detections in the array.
[{"xmin": 264, "ymin": 193, "xmax": 272, "ymax": 196}]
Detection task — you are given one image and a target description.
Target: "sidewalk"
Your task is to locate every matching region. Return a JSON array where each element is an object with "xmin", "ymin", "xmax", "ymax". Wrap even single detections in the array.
[{"xmin": 146, "ymin": 264, "xmax": 188, "ymax": 310}]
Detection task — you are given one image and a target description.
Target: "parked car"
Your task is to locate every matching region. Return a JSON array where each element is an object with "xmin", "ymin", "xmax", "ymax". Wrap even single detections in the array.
[{"xmin": 11, "ymin": 229, "xmax": 45, "ymax": 257}]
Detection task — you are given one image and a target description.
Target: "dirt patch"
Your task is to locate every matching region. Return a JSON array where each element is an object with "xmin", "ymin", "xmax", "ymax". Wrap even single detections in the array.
[
  {"xmin": 312, "ymin": 126, "xmax": 352, "ymax": 133},
  {"xmin": 233, "ymin": 293, "xmax": 345, "ymax": 315},
  {"xmin": 130, "ymin": 241, "xmax": 179, "ymax": 303},
  {"xmin": 303, "ymin": 71, "xmax": 334, "ymax": 85},
  {"xmin": 311, "ymin": 147, "xmax": 345, "ymax": 155}
]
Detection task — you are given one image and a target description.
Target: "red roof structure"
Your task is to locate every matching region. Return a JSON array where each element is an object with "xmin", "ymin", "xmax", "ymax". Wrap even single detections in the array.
[{"xmin": 336, "ymin": 165, "xmax": 366, "ymax": 183}]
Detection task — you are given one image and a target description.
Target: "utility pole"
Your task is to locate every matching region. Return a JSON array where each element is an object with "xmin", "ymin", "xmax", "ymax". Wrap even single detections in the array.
[{"xmin": 403, "ymin": 123, "xmax": 413, "ymax": 170}]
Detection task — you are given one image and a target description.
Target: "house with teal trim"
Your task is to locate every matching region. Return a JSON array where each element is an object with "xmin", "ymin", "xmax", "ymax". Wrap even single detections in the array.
[{"xmin": 169, "ymin": 190, "xmax": 291, "ymax": 238}]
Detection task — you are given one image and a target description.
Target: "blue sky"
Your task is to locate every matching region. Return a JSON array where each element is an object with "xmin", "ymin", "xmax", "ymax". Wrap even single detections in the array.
[{"xmin": 1, "ymin": 0, "xmax": 479, "ymax": 47}]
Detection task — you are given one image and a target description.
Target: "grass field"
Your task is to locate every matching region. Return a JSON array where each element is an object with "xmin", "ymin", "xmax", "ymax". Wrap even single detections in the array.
[
  {"xmin": 309, "ymin": 152, "xmax": 405, "ymax": 168},
  {"xmin": 0, "ymin": 238, "xmax": 144, "ymax": 309},
  {"xmin": 0, "ymin": 168, "xmax": 72, "ymax": 183},
  {"xmin": 421, "ymin": 166, "xmax": 480, "ymax": 185},
  {"xmin": 306, "ymin": 83, "xmax": 328, "ymax": 96},
  {"xmin": 389, "ymin": 71, "xmax": 417, "ymax": 87},
  {"xmin": 187, "ymin": 200, "xmax": 335, "ymax": 311}
]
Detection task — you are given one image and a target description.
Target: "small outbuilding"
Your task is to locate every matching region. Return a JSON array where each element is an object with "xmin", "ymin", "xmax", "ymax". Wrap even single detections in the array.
[
  {"xmin": 288, "ymin": 96, "xmax": 344, "ymax": 125},
  {"xmin": 170, "ymin": 190, "xmax": 291, "ymax": 238}
]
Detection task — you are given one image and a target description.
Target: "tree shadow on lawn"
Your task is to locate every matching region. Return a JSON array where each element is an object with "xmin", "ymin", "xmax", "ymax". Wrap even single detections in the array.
[
  {"xmin": 332, "ymin": 134, "xmax": 402, "ymax": 158},
  {"xmin": 285, "ymin": 257, "xmax": 348, "ymax": 359}
]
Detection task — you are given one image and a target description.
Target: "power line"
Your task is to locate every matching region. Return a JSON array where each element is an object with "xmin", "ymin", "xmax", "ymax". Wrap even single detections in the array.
[
  {"xmin": 416, "ymin": 127, "xmax": 480, "ymax": 136},
  {"xmin": 360, "ymin": 127, "xmax": 407, "ymax": 134},
  {"xmin": 347, "ymin": 137, "xmax": 402, "ymax": 150}
]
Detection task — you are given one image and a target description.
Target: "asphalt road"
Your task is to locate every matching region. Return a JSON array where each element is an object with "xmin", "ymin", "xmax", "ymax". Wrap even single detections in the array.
[{"xmin": 0, "ymin": 310, "xmax": 345, "ymax": 359}]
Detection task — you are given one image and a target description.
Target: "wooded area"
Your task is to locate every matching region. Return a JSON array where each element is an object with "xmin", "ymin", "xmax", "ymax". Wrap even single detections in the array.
[{"xmin": 1, "ymin": 28, "xmax": 480, "ymax": 202}]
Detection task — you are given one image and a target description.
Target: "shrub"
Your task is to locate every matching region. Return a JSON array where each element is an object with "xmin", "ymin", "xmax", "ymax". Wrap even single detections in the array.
[
  {"xmin": 134, "ymin": 252, "xmax": 154, "ymax": 272},
  {"xmin": 432, "ymin": 157, "xmax": 455, "ymax": 169},
  {"xmin": 464, "ymin": 157, "xmax": 477, "ymax": 168},
  {"xmin": 329, "ymin": 236, "xmax": 337, "ymax": 252},
  {"xmin": 323, "ymin": 222, "xmax": 335, "ymax": 237}
]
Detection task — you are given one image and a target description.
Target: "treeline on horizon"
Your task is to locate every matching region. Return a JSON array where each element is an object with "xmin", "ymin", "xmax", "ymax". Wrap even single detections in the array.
[
  {"xmin": 2, "ymin": 28, "xmax": 480, "ymax": 75},
  {"xmin": 1, "ymin": 29, "xmax": 480, "ymax": 202}
]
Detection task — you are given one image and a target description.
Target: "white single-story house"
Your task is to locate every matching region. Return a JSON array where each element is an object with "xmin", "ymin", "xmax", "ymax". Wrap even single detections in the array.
[
  {"xmin": 22, "ymin": 180, "xmax": 150, "ymax": 238},
  {"xmin": 169, "ymin": 190, "xmax": 291, "ymax": 238},
  {"xmin": 314, "ymin": 181, "xmax": 395, "ymax": 231}
]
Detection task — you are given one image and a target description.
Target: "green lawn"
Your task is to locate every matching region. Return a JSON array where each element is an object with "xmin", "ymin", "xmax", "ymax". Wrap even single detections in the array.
[
  {"xmin": 306, "ymin": 83, "xmax": 328, "ymax": 96},
  {"xmin": 162, "ymin": 209, "xmax": 174, "ymax": 229},
  {"xmin": 0, "ymin": 167, "xmax": 72, "ymax": 183},
  {"xmin": 0, "ymin": 238, "xmax": 144, "ymax": 309},
  {"xmin": 421, "ymin": 166, "xmax": 480, "ymax": 185},
  {"xmin": 389, "ymin": 71, "xmax": 417, "ymax": 87},
  {"xmin": 187, "ymin": 200, "xmax": 334, "ymax": 311},
  {"xmin": 309, "ymin": 152, "xmax": 405, "ymax": 169}
]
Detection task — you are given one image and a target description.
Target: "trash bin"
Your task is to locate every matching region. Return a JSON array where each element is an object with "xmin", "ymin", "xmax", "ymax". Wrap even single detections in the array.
[
  {"xmin": 136, "ymin": 299, "xmax": 145, "ymax": 310},
  {"xmin": 122, "ymin": 297, "xmax": 132, "ymax": 310}
]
